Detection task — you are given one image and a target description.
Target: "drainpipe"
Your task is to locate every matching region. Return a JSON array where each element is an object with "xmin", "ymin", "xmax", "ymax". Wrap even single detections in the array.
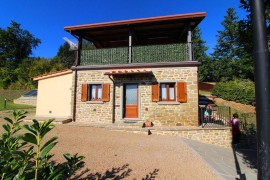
[
  {"xmin": 108, "ymin": 75, "xmax": 116, "ymax": 123},
  {"xmin": 72, "ymin": 36, "xmax": 82, "ymax": 122}
]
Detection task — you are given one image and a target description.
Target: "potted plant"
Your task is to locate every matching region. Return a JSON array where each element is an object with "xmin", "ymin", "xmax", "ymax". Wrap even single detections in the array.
[{"xmin": 142, "ymin": 121, "xmax": 154, "ymax": 128}]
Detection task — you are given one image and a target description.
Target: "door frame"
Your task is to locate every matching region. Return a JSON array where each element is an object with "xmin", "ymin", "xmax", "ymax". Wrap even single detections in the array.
[{"xmin": 120, "ymin": 82, "xmax": 141, "ymax": 120}]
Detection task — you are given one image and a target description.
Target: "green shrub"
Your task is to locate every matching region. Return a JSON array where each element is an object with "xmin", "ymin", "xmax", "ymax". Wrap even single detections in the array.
[
  {"xmin": 0, "ymin": 111, "xmax": 85, "ymax": 180},
  {"xmin": 212, "ymin": 79, "xmax": 255, "ymax": 105}
]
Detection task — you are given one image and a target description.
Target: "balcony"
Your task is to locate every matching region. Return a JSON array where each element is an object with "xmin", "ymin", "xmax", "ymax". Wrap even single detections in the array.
[{"xmin": 80, "ymin": 43, "xmax": 189, "ymax": 66}]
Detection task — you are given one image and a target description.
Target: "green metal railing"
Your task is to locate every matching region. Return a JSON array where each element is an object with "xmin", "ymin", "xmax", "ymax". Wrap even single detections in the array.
[{"xmin": 80, "ymin": 43, "xmax": 188, "ymax": 65}]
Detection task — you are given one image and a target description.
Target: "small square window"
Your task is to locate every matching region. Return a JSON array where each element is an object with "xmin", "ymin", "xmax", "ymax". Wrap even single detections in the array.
[
  {"xmin": 160, "ymin": 83, "xmax": 176, "ymax": 101},
  {"xmin": 88, "ymin": 84, "xmax": 102, "ymax": 101}
]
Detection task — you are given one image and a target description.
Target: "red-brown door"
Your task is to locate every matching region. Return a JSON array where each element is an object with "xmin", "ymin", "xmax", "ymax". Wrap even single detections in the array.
[{"xmin": 124, "ymin": 84, "xmax": 138, "ymax": 118}]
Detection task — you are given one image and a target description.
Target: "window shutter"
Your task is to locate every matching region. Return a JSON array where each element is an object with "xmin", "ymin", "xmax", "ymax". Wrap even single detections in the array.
[
  {"xmin": 177, "ymin": 82, "xmax": 187, "ymax": 103},
  {"xmin": 102, "ymin": 83, "xmax": 110, "ymax": 102},
  {"xmin": 81, "ymin": 84, "xmax": 88, "ymax": 102},
  {"xmin": 152, "ymin": 83, "xmax": 159, "ymax": 102}
]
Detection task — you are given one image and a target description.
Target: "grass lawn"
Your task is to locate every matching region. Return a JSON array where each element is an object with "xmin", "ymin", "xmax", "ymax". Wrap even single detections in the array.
[
  {"xmin": 0, "ymin": 96, "xmax": 34, "ymax": 111},
  {"xmin": 0, "ymin": 89, "xmax": 35, "ymax": 111},
  {"xmin": 199, "ymin": 90, "xmax": 212, "ymax": 95}
]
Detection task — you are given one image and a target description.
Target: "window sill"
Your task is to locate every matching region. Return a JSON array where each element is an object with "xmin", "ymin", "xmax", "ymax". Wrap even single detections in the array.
[
  {"xmin": 86, "ymin": 101, "xmax": 104, "ymax": 104},
  {"xmin": 157, "ymin": 102, "xmax": 180, "ymax": 105}
]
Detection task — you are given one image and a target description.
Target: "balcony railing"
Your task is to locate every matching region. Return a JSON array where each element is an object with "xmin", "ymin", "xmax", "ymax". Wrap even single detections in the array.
[{"xmin": 80, "ymin": 43, "xmax": 188, "ymax": 65}]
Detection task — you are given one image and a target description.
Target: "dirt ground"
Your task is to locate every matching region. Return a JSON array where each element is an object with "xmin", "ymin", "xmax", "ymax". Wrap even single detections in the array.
[
  {"xmin": 214, "ymin": 98, "xmax": 255, "ymax": 114},
  {"xmin": 0, "ymin": 115, "xmax": 219, "ymax": 179}
]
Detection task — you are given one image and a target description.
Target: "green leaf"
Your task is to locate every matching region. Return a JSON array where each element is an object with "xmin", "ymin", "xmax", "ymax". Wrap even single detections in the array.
[
  {"xmin": 63, "ymin": 153, "xmax": 71, "ymax": 161},
  {"xmin": 17, "ymin": 115, "xmax": 27, "ymax": 122},
  {"xmin": 32, "ymin": 119, "xmax": 41, "ymax": 133},
  {"xmin": 22, "ymin": 133, "xmax": 37, "ymax": 145},
  {"xmin": 40, "ymin": 142, "xmax": 57, "ymax": 159},
  {"xmin": 23, "ymin": 124, "xmax": 37, "ymax": 135},
  {"xmin": 2, "ymin": 124, "xmax": 11, "ymax": 132},
  {"xmin": 46, "ymin": 167, "xmax": 65, "ymax": 180},
  {"xmin": 40, "ymin": 119, "xmax": 55, "ymax": 138},
  {"xmin": 4, "ymin": 117, "xmax": 13, "ymax": 124},
  {"xmin": 41, "ymin": 136, "xmax": 58, "ymax": 152}
]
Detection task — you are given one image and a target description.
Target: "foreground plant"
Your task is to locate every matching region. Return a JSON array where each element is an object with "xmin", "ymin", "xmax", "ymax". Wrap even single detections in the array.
[
  {"xmin": 0, "ymin": 111, "xmax": 30, "ymax": 180},
  {"xmin": 0, "ymin": 111, "xmax": 85, "ymax": 180}
]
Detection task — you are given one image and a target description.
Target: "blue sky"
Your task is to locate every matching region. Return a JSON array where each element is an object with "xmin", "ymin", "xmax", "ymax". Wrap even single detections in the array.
[{"xmin": 1, "ymin": 0, "xmax": 247, "ymax": 58}]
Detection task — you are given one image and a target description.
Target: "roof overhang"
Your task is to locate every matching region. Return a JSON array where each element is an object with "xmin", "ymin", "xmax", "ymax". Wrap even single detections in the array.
[
  {"xmin": 71, "ymin": 61, "xmax": 201, "ymax": 71},
  {"xmin": 64, "ymin": 12, "xmax": 206, "ymax": 48}
]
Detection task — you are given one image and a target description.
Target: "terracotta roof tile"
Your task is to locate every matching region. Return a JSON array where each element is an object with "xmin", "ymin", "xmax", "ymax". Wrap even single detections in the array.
[{"xmin": 32, "ymin": 69, "xmax": 72, "ymax": 81}]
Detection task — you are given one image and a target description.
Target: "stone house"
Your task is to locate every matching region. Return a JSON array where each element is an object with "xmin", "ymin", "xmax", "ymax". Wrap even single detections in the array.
[{"xmin": 35, "ymin": 12, "xmax": 206, "ymax": 126}]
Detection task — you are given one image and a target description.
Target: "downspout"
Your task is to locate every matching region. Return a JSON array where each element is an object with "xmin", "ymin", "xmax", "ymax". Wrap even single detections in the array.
[
  {"xmin": 72, "ymin": 35, "xmax": 82, "ymax": 122},
  {"xmin": 108, "ymin": 75, "xmax": 115, "ymax": 123}
]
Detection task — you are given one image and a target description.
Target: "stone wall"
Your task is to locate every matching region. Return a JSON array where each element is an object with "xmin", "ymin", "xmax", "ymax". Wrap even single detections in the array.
[
  {"xmin": 153, "ymin": 127, "xmax": 232, "ymax": 148},
  {"xmin": 74, "ymin": 66, "xmax": 199, "ymax": 126},
  {"xmin": 13, "ymin": 97, "xmax": 37, "ymax": 106},
  {"xmin": 73, "ymin": 71, "xmax": 112, "ymax": 123},
  {"xmin": 121, "ymin": 126, "xmax": 232, "ymax": 148}
]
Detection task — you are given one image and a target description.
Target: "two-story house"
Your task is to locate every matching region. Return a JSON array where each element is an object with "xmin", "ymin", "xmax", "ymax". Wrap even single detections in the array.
[{"xmin": 35, "ymin": 12, "xmax": 206, "ymax": 126}]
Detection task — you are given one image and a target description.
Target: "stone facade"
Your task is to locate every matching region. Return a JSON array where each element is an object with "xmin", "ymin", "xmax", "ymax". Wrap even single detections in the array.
[{"xmin": 73, "ymin": 66, "xmax": 199, "ymax": 126}]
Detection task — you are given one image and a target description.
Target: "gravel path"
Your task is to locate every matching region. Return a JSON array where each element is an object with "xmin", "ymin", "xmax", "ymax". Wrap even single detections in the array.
[
  {"xmin": 0, "ymin": 110, "xmax": 219, "ymax": 179},
  {"xmin": 45, "ymin": 124, "xmax": 219, "ymax": 179}
]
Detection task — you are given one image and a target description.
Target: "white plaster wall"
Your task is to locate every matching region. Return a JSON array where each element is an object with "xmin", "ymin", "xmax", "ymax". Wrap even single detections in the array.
[{"xmin": 36, "ymin": 73, "xmax": 73, "ymax": 118}]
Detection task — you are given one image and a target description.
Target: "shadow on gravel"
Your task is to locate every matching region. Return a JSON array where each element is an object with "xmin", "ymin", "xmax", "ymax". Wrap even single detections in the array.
[
  {"xmin": 71, "ymin": 164, "xmax": 132, "ymax": 180},
  {"xmin": 70, "ymin": 164, "xmax": 160, "ymax": 180},
  {"xmin": 142, "ymin": 169, "xmax": 159, "ymax": 180}
]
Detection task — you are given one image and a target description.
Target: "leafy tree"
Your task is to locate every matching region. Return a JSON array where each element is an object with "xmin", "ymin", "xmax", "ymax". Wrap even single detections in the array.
[
  {"xmin": 192, "ymin": 27, "xmax": 212, "ymax": 81},
  {"xmin": 237, "ymin": 0, "xmax": 270, "ymax": 81},
  {"xmin": 211, "ymin": 8, "xmax": 241, "ymax": 81},
  {"xmin": 0, "ymin": 21, "xmax": 41, "ymax": 64},
  {"xmin": 0, "ymin": 21, "xmax": 42, "ymax": 89},
  {"xmin": 3, "ymin": 58, "xmax": 65, "ymax": 90},
  {"xmin": 54, "ymin": 42, "xmax": 76, "ymax": 68}
]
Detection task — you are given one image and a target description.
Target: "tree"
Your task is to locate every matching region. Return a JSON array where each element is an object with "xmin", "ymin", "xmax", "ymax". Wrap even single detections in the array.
[
  {"xmin": 0, "ymin": 21, "xmax": 41, "ymax": 64},
  {"xmin": 54, "ymin": 42, "xmax": 76, "ymax": 68},
  {"xmin": 211, "ymin": 8, "xmax": 241, "ymax": 81},
  {"xmin": 192, "ymin": 27, "xmax": 212, "ymax": 81},
  {"xmin": 237, "ymin": 0, "xmax": 270, "ymax": 81}
]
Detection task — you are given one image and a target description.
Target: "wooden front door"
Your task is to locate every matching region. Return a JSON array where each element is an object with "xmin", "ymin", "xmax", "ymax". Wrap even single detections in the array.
[{"xmin": 124, "ymin": 84, "xmax": 138, "ymax": 118}]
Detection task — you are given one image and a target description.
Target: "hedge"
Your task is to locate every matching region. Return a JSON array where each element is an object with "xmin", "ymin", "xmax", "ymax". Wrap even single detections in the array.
[{"xmin": 212, "ymin": 79, "xmax": 255, "ymax": 105}]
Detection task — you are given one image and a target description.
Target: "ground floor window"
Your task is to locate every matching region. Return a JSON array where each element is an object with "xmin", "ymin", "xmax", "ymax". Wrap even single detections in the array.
[
  {"xmin": 160, "ymin": 83, "xmax": 175, "ymax": 101},
  {"xmin": 88, "ymin": 84, "xmax": 102, "ymax": 101},
  {"xmin": 81, "ymin": 83, "xmax": 110, "ymax": 102},
  {"xmin": 152, "ymin": 81, "xmax": 187, "ymax": 103}
]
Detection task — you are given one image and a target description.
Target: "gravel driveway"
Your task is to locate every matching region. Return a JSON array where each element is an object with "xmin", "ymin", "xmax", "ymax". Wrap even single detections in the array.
[
  {"xmin": 47, "ymin": 124, "xmax": 219, "ymax": 179},
  {"xmin": 0, "ymin": 116, "xmax": 219, "ymax": 179}
]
